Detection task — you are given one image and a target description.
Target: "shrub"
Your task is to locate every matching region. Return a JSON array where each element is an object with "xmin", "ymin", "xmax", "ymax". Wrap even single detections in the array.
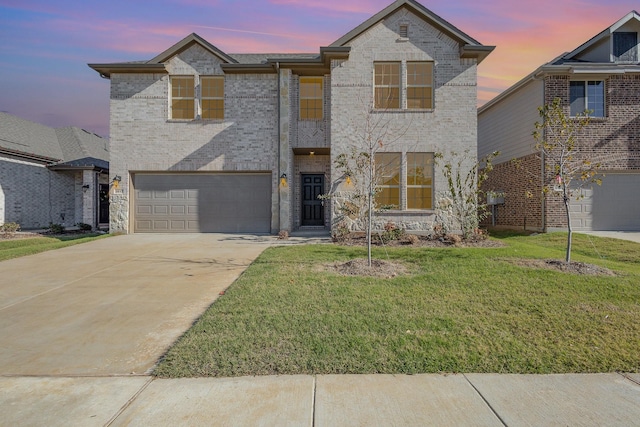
[
  {"xmin": 76, "ymin": 222, "xmax": 92, "ymax": 231},
  {"xmin": 48, "ymin": 223, "xmax": 65, "ymax": 234},
  {"xmin": 277, "ymin": 230, "xmax": 289, "ymax": 240},
  {"xmin": 0, "ymin": 222, "xmax": 21, "ymax": 238}
]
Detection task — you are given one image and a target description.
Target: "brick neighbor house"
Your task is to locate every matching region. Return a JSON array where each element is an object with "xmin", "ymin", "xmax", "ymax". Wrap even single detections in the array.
[
  {"xmin": 479, "ymin": 11, "xmax": 640, "ymax": 232},
  {"xmin": 89, "ymin": 0, "xmax": 493, "ymax": 234},
  {"xmin": 0, "ymin": 112, "xmax": 110, "ymax": 230}
]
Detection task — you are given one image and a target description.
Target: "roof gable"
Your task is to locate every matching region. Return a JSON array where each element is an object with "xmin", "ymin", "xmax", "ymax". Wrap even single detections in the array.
[
  {"xmin": 563, "ymin": 10, "xmax": 640, "ymax": 61},
  {"xmin": 149, "ymin": 33, "xmax": 237, "ymax": 65},
  {"xmin": 331, "ymin": 0, "xmax": 481, "ymax": 48}
]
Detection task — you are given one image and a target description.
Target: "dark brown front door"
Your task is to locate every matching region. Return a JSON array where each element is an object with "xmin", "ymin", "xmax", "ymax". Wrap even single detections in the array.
[{"xmin": 301, "ymin": 174, "xmax": 324, "ymax": 226}]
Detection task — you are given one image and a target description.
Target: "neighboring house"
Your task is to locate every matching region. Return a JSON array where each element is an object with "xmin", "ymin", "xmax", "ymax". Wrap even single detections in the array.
[
  {"xmin": 89, "ymin": 0, "xmax": 493, "ymax": 234},
  {"xmin": 479, "ymin": 11, "xmax": 640, "ymax": 232},
  {"xmin": 0, "ymin": 112, "xmax": 110, "ymax": 230}
]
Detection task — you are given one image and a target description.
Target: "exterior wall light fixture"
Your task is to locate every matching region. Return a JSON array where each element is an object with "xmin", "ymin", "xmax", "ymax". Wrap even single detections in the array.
[{"xmin": 280, "ymin": 173, "xmax": 288, "ymax": 187}]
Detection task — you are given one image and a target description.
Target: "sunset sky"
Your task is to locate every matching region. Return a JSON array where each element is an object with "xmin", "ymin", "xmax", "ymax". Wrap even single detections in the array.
[{"xmin": 1, "ymin": 0, "xmax": 638, "ymax": 137}]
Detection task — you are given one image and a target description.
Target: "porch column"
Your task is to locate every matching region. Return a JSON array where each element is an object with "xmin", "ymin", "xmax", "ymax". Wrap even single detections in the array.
[
  {"xmin": 278, "ymin": 68, "xmax": 291, "ymax": 232},
  {"xmin": 81, "ymin": 169, "xmax": 97, "ymax": 228}
]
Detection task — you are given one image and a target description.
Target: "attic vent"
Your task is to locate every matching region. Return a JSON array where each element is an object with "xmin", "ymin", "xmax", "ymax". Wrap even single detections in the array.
[{"xmin": 399, "ymin": 24, "xmax": 408, "ymax": 38}]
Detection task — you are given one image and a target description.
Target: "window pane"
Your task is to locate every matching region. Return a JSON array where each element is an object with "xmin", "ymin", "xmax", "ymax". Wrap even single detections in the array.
[
  {"xmin": 376, "ymin": 187, "xmax": 400, "ymax": 208},
  {"xmin": 172, "ymin": 77, "xmax": 194, "ymax": 98},
  {"xmin": 407, "ymin": 62, "xmax": 432, "ymax": 85},
  {"xmin": 172, "ymin": 99, "xmax": 194, "ymax": 119},
  {"xmin": 408, "ymin": 188, "xmax": 432, "ymax": 209},
  {"xmin": 570, "ymin": 81, "xmax": 586, "ymax": 116},
  {"xmin": 202, "ymin": 77, "xmax": 224, "ymax": 98},
  {"xmin": 375, "ymin": 87, "xmax": 400, "ymax": 109},
  {"xmin": 202, "ymin": 99, "xmax": 223, "ymax": 119},
  {"xmin": 587, "ymin": 81, "xmax": 604, "ymax": 117}
]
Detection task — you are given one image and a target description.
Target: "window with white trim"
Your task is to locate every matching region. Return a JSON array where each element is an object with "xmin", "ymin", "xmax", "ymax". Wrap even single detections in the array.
[
  {"xmin": 375, "ymin": 153, "xmax": 401, "ymax": 208},
  {"xmin": 374, "ymin": 152, "xmax": 434, "ymax": 210},
  {"xmin": 201, "ymin": 76, "xmax": 224, "ymax": 120},
  {"xmin": 374, "ymin": 63, "xmax": 400, "ymax": 109},
  {"xmin": 170, "ymin": 76, "xmax": 195, "ymax": 120},
  {"xmin": 374, "ymin": 61, "xmax": 434, "ymax": 110},
  {"xmin": 299, "ymin": 77, "xmax": 323, "ymax": 120},
  {"xmin": 406, "ymin": 152, "xmax": 433, "ymax": 209},
  {"xmin": 570, "ymin": 81, "xmax": 604, "ymax": 117},
  {"xmin": 407, "ymin": 62, "xmax": 434, "ymax": 109}
]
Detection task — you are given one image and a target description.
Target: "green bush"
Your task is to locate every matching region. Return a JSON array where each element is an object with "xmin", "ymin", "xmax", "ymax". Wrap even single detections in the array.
[
  {"xmin": 48, "ymin": 223, "xmax": 65, "ymax": 234},
  {"xmin": 76, "ymin": 222, "xmax": 92, "ymax": 231}
]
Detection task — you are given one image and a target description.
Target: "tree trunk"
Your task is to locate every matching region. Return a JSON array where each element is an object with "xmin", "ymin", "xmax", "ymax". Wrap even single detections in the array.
[{"xmin": 563, "ymin": 195, "xmax": 572, "ymax": 264}]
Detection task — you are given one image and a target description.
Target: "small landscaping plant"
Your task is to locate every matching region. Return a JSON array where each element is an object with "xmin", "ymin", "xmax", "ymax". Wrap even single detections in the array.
[
  {"xmin": 48, "ymin": 223, "xmax": 65, "ymax": 234},
  {"xmin": 0, "ymin": 222, "xmax": 20, "ymax": 238},
  {"xmin": 76, "ymin": 222, "xmax": 92, "ymax": 231}
]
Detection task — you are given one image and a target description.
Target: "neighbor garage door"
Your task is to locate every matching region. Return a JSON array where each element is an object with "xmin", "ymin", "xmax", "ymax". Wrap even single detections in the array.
[
  {"xmin": 133, "ymin": 173, "xmax": 272, "ymax": 233},
  {"xmin": 571, "ymin": 172, "xmax": 640, "ymax": 231}
]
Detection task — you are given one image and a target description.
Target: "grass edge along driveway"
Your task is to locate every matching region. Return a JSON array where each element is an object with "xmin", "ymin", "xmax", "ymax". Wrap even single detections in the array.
[
  {"xmin": 0, "ymin": 234, "xmax": 110, "ymax": 262},
  {"xmin": 155, "ymin": 232, "xmax": 640, "ymax": 378}
]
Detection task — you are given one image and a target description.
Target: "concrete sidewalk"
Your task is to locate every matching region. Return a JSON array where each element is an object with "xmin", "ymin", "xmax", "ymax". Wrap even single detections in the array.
[{"xmin": 1, "ymin": 373, "xmax": 639, "ymax": 426}]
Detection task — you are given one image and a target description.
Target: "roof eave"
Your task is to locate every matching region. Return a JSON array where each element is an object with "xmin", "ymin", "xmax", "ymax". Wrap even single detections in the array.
[
  {"xmin": 0, "ymin": 147, "xmax": 60, "ymax": 164},
  {"xmin": 88, "ymin": 63, "xmax": 166, "ymax": 78},
  {"xmin": 461, "ymin": 45, "xmax": 495, "ymax": 64}
]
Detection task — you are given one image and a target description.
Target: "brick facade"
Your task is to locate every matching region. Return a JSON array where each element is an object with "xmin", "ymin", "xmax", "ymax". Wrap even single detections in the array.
[{"xmin": 94, "ymin": 1, "xmax": 491, "ymax": 234}]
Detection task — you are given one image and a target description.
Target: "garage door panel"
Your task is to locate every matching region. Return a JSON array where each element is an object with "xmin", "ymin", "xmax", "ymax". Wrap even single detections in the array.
[
  {"xmin": 134, "ymin": 173, "xmax": 271, "ymax": 233},
  {"xmin": 571, "ymin": 173, "xmax": 640, "ymax": 231}
]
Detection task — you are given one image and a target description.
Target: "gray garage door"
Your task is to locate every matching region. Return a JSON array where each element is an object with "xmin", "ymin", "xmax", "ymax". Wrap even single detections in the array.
[
  {"xmin": 133, "ymin": 173, "xmax": 272, "ymax": 233},
  {"xmin": 571, "ymin": 173, "xmax": 640, "ymax": 231}
]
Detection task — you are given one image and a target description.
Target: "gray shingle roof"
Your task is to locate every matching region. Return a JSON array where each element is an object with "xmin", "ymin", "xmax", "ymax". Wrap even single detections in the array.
[
  {"xmin": 0, "ymin": 112, "xmax": 108, "ymax": 165},
  {"xmin": 229, "ymin": 53, "xmax": 319, "ymax": 64}
]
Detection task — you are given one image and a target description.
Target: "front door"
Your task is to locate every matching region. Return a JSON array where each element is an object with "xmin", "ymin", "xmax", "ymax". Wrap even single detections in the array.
[
  {"xmin": 99, "ymin": 184, "xmax": 109, "ymax": 224},
  {"xmin": 301, "ymin": 174, "xmax": 324, "ymax": 226}
]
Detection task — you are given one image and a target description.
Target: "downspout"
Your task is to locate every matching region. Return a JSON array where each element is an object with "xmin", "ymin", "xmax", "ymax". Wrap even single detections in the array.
[
  {"xmin": 276, "ymin": 61, "xmax": 281, "ymax": 232},
  {"xmin": 532, "ymin": 71, "xmax": 547, "ymax": 232}
]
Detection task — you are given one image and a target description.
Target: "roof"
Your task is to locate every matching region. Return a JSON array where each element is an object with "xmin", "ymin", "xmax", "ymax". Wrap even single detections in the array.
[
  {"xmin": 0, "ymin": 112, "xmax": 109, "ymax": 168},
  {"xmin": 479, "ymin": 11, "xmax": 640, "ymax": 115},
  {"xmin": 90, "ymin": 0, "xmax": 493, "ymax": 77}
]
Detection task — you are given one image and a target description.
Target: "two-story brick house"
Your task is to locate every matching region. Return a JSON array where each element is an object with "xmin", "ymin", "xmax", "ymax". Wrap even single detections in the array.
[
  {"xmin": 479, "ymin": 11, "xmax": 640, "ymax": 232},
  {"xmin": 89, "ymin": 0, "xmax": 493, "ymax": 234}
]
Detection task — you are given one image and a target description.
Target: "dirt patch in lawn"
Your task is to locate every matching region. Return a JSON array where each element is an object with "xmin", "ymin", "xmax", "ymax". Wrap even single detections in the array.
[
  {"xmin": 327, "ymin": 258, "xmax": 409, "ymax": 278},
  {"xmin": 335, "ymin": 232, "xmax": 504, "ymax": 248},
  {"xmin": 503, "ymin": 258, "xmax": 616, "ymax": 276}
]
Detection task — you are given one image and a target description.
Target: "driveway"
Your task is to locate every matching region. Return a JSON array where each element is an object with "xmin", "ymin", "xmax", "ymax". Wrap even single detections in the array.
[{"xmin": 0, "ymin": 234, "xmax": 273, "ymax": 376}]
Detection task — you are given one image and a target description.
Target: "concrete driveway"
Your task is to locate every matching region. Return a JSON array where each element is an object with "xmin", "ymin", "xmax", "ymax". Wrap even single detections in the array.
[{"xmin": 0, "ymin": 234, "xmax": 273, "ymax": 376}]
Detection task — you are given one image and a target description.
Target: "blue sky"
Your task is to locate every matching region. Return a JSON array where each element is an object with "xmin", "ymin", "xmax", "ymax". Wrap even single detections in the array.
[{"xmin": 1, "ymin": 0, "xmax": 637, "ymax": 137}]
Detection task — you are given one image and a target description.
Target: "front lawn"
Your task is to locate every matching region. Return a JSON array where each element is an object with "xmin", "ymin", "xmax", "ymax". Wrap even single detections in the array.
[
  {"xmin": 154, "ymin": 232, "xmax": 640, "ymax": 377},
  {"xmin": 0, "ymin": 234, "xmax": 110, "ymax": 261}
]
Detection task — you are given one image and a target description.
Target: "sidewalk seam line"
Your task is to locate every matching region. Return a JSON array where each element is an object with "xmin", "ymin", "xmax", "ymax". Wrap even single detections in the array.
[
  {"xmin": 311, "ymin": 375, "xmax": 317, "ymax": 427},
  {"xmin": 104, "ymin": 376, "xmax": 155, "ymax": 427},
  {"xmin": 463, "ymin": 374, "xmax": 508, "ymax": 427},
  {"xmin": 618, "ymin": 372, "xmax": 640, "ymax": 386}
]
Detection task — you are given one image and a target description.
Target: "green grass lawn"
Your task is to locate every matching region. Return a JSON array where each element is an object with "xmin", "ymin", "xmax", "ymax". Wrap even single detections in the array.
[
  {"xmin": 154, "ymin": 232, "xmax": 640, "ymax": 377},
  {"xmin": 0, "ymin": 234, "xmax": 110, "ymax": 261}
]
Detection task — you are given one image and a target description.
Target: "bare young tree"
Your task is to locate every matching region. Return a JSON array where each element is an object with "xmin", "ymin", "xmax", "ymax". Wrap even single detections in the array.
[
  {"xmin": 533, "ymin": 97, "xmax": 602, "ymax": 263},
  {"xmin": 324, "ymin": 95, "xmax": 411, "ymax": 266}
]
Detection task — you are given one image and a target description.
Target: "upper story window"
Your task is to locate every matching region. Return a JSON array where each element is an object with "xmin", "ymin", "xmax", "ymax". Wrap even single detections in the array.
[
  {"xmin": 374, "ymin": 61, "xmax": 434, "ymax": 110},
  {"xmin": 407, "ymin": 62, "xmax": 434, "ymax": 109},
  {"xmin": 170, "ymin": 76, "xmax": 195, "ymax": 120},
  {"xmin": 170, "ymin": 75, "xmax": 224, "ymax": 120},
  {"xmin": 613, "ymin": 32, "xmax": 638, "ymax": 63},
  {"xmin": 299, "ymin": 77, "xmax": 323, "ymax": 120},
  {"xmin": 201, "ymin": 76, "xmax": 224, "ymax": 120},
  {"xmin": 374, "ymin": 63, "xmax": 400, "ymax": 109},
  {"xmin": 570, "ymin": 81, "xmax": 605, "ymax": 117}
]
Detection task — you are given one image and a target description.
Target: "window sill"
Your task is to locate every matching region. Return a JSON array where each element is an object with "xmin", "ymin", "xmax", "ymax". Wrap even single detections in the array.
[
  {"xmin": 372, "ymin": 108, "xmax": 434, "ymax": 114},
  {"xmin": 377, "ymin": 209, "xmax": 435, "ymax": 215},
  {"xmin": 167, "ymin": 118, "xmax": 225, "ymax": 123}
]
